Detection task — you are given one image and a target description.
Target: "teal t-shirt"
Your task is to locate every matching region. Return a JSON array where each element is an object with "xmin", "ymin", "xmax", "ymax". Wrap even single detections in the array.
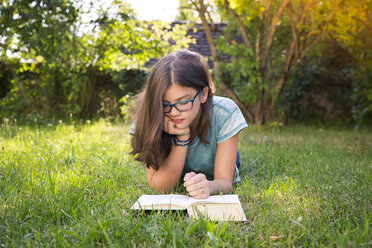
[{"xmin": 130, "ymin": 96, "xmax": 248, "ymax": 181}]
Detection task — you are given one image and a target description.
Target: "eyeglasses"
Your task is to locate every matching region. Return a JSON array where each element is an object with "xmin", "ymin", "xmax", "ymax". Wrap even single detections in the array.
[{"xmin": 162, "ymin": 89, "xmax": 201, "ymax": 113}]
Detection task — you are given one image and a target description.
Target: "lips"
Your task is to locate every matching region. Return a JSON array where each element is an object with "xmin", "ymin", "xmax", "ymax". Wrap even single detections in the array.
[{"xmin": 171, "ymin": 119, "xmax": 184, "ymax": 124}]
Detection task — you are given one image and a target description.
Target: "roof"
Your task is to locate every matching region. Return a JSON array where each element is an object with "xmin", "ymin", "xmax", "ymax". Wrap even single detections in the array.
[
  {"xmin": 184, "ymin": 22, "xmax": 228, "ymax": 68},
  {"xmin": 145, "ymin": 22, "xmax": 228, "ymax": 68}
]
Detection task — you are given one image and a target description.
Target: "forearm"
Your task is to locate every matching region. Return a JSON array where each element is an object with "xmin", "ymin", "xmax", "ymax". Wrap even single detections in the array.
[
  {"xmin": 147, "ymin": 145, "xmax": 188, "ymax": 193},
  {"xmin": 208, "ymin": 178, "xmax": 233, "ymax": 195}
]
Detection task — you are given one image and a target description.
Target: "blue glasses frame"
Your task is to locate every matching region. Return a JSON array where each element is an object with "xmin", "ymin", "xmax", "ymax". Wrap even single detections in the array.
[{"xmin": 162, "ymin": 89, "xmax": 201, "ymax": 113}]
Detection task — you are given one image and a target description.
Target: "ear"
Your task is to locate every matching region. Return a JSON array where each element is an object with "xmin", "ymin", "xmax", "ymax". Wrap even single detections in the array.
[{"xmin": 200, "ymin": 87, "xmax": 209, "ymax": 104}]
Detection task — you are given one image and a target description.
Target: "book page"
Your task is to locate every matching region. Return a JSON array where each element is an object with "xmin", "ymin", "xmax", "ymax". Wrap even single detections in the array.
[
  {"xmin": 187, "ymin": 203, "xmax": 247, "ymax": 221},
  {"xmin": 186, "ymin": 195, "xmax": 247, "ymax": 221},
  {"xmin": 131, "ymin": 194, "xmax": 190, "ymax": 210},
  {"xmin": 187, "ymin": 194, "xmax": 241, "ymax": 205}
]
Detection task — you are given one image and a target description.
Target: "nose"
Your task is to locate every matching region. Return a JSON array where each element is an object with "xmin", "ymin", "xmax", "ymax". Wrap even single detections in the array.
[{"xmin": 169, "ymin": 105, "xmax": 181, "ymax": 116}]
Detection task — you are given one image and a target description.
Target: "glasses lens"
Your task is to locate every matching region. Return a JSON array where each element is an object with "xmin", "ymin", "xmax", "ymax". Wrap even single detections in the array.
[
  {"xmin": 175, "ymin": 101, "xmax": 192, "ymax": 111},
  {"xmin": 163, "ymin": 104, "xmax": 171, "ymax": 113}
]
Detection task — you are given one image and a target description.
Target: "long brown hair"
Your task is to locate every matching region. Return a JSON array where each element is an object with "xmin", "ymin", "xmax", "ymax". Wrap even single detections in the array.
[{"xmin": 131, "ymin": 50, "xmax": 214, "ymax": 170}]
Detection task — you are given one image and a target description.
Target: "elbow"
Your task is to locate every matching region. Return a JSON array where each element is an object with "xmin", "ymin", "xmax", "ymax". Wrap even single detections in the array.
[
  {"xmin": 150, "ymin": 184, "xmax": 165, "ymax": 194},
  {"xmin": 147, "ymin": 180, "xmax": 159, "ymax": 192},
  {"xmin": 147, "ymin": 179, "xmax": 170, "ymax": 194},
  {"xmin": 146, "ymin": 170, "xmax": 179, "ymax": 193},
  {"xmin": 146, "ymin": 173, "xmax": 160, "ymax": 192}
]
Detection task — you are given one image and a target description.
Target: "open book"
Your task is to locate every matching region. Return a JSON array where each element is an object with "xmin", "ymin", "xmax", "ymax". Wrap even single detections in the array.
[{"xmin": 131, "ymin": 194, "xmax": 247, "ymax": 221}]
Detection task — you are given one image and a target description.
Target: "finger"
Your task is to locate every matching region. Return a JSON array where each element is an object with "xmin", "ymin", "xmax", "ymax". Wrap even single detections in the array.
[
  {"xmin": 191, "ymin": 193, "xmax": 209, "ymax": 199},
  {"xmin": 172, "ymin": 126, "xmax": 190, "ymax": 137},
  {"xmin": 183, "ymin": 173, "xmax": 205, "ymax": 187},
  {"xmin": 163, "ymin": 116, "xmax": 170, "ymax": 133},
  {"xmin": 188, "ymin": 188, "xmax": 209, "ymax": 199},
  {"xmin": 185, "ymin": 180, "xmax": 208, "ymax": 193},
  {"xmin": 183, "ymin": 172, "xmax": 196, "ymax": 182},
  {"xmin": 175, "ymin": 127, "xmax": 190, "ymax": 136},
  {"xmin": 167, "ymin": 118, "xmax": 175, "ymax": 133},
  {"xmin": 184, "ymin": 176, "xmax": 199, "ymax": 188},
  {"xmin": 167, "ymin": 119, "xmax": 184, "ymax": 135}
]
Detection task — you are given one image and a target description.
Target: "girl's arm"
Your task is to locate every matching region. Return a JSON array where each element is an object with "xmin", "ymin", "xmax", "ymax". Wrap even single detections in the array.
[
  {"xmin": 183, "ymin": 133, "xmax": 239, "ymax": 199},
  {"xmin": 145, "ymin": 144, "xmax": 188, "ymax": 193},
  {"xmin": 145, "ymin": 116, "xmax": 190, "ymax": 193}
]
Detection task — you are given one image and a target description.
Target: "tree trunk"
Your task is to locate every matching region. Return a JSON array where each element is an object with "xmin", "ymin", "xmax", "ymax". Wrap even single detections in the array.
[
  {"xmin": 194, "ymin": 0, "xmax": 254, "ymax": 123},
  {"xmin": 254, "ymin": 90, "xmax": 265, "ymax": 126},
  {"xmin": 218, "ymin": 78, "xmax": 254, "ymax": 123}
]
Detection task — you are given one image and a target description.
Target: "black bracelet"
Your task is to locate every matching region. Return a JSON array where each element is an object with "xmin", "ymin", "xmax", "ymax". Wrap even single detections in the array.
[{"xmin": 171, "ymin": 136, "xmax": 190, "ymax": 146}]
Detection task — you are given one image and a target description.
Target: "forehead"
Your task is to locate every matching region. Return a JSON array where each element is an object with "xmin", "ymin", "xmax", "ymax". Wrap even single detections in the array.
[{"xmin": 162, "ymin": 83, "xmax": 196, "ymax": 102}]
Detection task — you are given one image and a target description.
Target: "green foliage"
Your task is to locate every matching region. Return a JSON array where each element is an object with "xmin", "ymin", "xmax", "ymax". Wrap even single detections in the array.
[
  {"xmin": 114, "ymin": 68, "xmax": 148, "ymax": 94},
  {"xmin": 209, "ymin": 0, "xmax": 361, "ymax": 124},
  {"xmin": 331, "ymin": 0, "xmax": 372, "ymax": 126},
  {"xmin": 0, "ymin": 121, "xmax": 371, "ymax": 246},
  {"xmin": 281, "ymin": 0, "xmax": 372, "ymax": 126},
  {"xmin": 177, "ymin": 0, "xmax": 200, "ymax": 22},
  {"xmin": 216, "ymin": 36, "xmax": 262, "ymax": 106},
  {"xmin": 282, "ymin": 44, "xmax": 355, "ymax": 125},
  {"xmin": 119, "ymin": 94, "xmax": 134, "ymax": 123},
  {"xmin": 0, "ymin": 0, "xmax": 78, "ymax": 59},
  {"xmin": 0, "ymin": 0, "xmax": 193, "ymax": 119}
]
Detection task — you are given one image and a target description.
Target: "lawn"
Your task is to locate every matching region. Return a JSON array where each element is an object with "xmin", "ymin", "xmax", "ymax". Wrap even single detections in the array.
[{"xmin": 1, "ymin": 119, "xmax": 371, "ymax": 247}]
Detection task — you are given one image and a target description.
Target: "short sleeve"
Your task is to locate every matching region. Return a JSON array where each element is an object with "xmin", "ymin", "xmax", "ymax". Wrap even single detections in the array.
[{"xmin": 215, "ymin": 97, "xmax": 248, "ymax": 143}]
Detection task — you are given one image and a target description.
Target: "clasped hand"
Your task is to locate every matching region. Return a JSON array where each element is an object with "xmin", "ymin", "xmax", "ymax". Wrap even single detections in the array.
[
  {"xmin": 163, "ymin": 116, "xmax": 190, "ymax": 140},
  {"xmin": 183, "ymin": 172, "xmax": 210, "ymax": 199}
]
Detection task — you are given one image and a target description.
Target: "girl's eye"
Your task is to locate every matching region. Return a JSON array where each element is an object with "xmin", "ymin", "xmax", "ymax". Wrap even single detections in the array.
[{"xmin": 178, "ymin": 101, "xmax": 189, "ymax": 106}]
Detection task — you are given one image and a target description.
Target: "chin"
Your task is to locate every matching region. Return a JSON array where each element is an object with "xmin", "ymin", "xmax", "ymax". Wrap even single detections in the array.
[
  {"xmin": 175, "ymin": 123, "xmax": 186, "ymax": 129},
  {"xmin": 178, "ymin": 121, "xmax": 191, "ymax": 128}
]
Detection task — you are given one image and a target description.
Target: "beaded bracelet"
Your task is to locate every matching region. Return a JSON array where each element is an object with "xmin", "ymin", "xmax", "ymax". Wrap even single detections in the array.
[{"xmin": 171, "ymin": 136, "xmax": 190, "ymax": 146}]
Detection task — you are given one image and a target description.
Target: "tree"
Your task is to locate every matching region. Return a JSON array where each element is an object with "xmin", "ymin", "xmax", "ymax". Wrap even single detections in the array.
[
  {"xmin": 330, "ymin": 0, "xmax": 372, "ymax": 125},
  {"xmin": 0, "ymin": 0, "xmax": 193, "ymax": 118},
  {"xmin": 0, "ymin": 0, "xmax": 78, "ymax": 60},
  {"xmin": 190, "ymin": 0, "xmax": 341, "ymax": 125},
  {"xmin": 177, "ymin": 0, "xmax": 200, "ymax": 21},
  {"xmin": 0, "ymin": 0, "xmax": 80, "ymax": 115}
]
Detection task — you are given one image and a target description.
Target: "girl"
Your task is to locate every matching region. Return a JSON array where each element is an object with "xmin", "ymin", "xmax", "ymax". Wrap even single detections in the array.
[{"xmin": 130, "ymin": 50, "xmax": 247, "ymax": 199}]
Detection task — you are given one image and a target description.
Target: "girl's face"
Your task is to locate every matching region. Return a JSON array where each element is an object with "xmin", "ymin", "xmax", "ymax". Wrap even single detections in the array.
[{"xmin": 162, "ymin": 83, "xmax": 208, "ymax": 129}]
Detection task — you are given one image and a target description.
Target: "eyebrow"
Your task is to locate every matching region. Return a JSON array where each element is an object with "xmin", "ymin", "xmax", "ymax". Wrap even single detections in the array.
[{"xmin": 163, "ymin": 93, "xmax": 193, "ymax": 103}]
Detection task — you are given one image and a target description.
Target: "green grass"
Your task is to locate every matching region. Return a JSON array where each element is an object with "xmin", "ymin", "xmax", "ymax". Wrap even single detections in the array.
[{"xmin": 1, "ymin": 119, "xmax": 371, "ymax": 247}]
